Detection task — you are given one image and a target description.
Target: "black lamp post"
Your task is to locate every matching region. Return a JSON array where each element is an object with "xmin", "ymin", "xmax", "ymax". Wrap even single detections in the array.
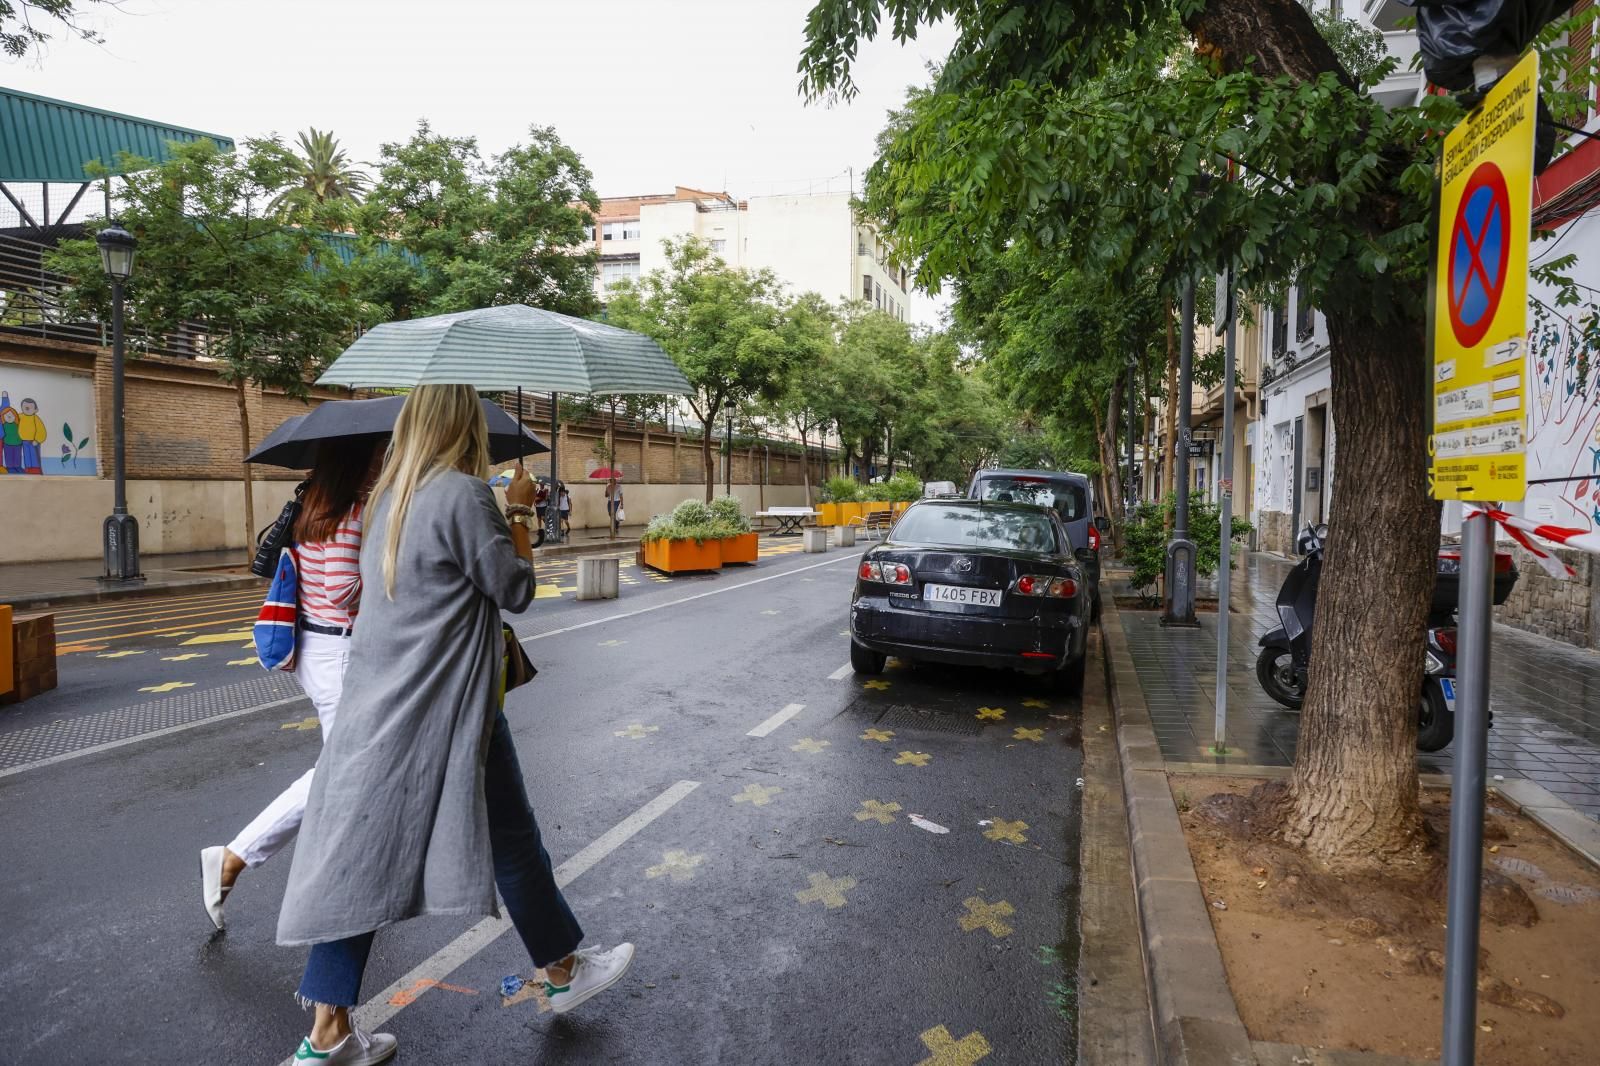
[{"xmin": 97, "ymin": 220, "xmax": 142, "ymax": 582}]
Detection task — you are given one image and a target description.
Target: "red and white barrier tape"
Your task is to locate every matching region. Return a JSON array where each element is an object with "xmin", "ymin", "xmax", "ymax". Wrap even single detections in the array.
[{"xmin": 1462, "ymin": 505, "xmax": 1600, "ymax": 580}]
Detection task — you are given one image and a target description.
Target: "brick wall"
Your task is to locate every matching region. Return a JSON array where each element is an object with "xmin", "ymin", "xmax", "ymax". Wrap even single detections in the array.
[{"xmin": 1495, "ymin": 543, "xmax": 1596, "ymax": 650}]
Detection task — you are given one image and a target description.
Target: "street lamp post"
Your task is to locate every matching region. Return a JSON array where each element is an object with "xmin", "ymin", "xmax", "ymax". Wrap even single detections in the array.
[
  {"xmin": 1125, "ymin": 354, "xmax": 1137, "ymax": 516},
  {"xmin": 97, "ymin": 221, "xmax": 141, "ymax": 582},
  {"xmin": 1163, "ymin": 277, "xmax": 1199, "ymax": 625}
]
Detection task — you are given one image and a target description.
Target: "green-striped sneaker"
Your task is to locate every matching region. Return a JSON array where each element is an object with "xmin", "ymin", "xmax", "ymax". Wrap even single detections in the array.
[
  {"xmin": 291, "ymin": 1025, "xmax": 396, "ymax": 1065},
  {"xmin": 545, "ymin": 942, "xmax": 636, "ymax": 1014}
]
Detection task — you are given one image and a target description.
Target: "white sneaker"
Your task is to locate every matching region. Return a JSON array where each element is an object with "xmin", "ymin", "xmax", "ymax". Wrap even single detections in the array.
[
  {"xmin": 292, "ymin": 1025, "xmax": 397, "ymax": 1065},
  {"xmin": 544, "ymin": 943, "xmax": 636, "ymax": 1014},
  {"xmin": 199, "ymin": 846, "xmax": 230, "ymax": 930}
]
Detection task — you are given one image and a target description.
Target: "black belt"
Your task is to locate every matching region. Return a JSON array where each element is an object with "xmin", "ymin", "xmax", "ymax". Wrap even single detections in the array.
[{"xmin": 299, "ymin": 620, "xmax": 353, "ymax": 637}]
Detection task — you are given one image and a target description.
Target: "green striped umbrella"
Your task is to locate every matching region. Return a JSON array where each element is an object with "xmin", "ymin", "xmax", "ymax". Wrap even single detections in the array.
[{"xmin": 316, "ymin": 304, "xmax": 690, "ymax": 395}]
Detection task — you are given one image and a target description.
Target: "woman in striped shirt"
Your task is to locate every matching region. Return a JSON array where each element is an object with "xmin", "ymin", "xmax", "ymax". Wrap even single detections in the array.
[{"xmin": 199, "ymin": 439, "xmax": 383, "ymax": 930}]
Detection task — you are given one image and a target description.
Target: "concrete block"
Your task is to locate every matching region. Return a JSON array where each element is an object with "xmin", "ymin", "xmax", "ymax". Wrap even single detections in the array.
[
  {"xmin": 802, "ymin": 528, "xmax": 829, "ymax": 553},
  {"xmin": 1158, "ymin": 1016, "xmax": 1256, "ymax": 1066},
  {"xmin": 576, "ymin": 556, "xmax": 620, "ymax": 601},
  {"xmin": 833, "ymin": 524, "xmax": 856, "ymax": 547}
]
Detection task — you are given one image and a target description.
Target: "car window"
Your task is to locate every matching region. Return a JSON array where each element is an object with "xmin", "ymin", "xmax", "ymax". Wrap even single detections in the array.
[
  {"xmin": 975, "ymin": 477, "xmax": 1088, "ymax": 522},
  {"xmin": 892, "ymin": 505, "xmax": 1062, "ymax": 553}
]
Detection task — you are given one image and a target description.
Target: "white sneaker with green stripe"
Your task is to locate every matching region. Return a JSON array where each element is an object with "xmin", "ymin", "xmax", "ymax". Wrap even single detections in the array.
[
  {"xmin": 545, "ymin": 942, "xmax": 636, "ymax": 1014},
  {"xmin": 292, "ymin": 1024, "xmax": 397, "ymax": 1065}
]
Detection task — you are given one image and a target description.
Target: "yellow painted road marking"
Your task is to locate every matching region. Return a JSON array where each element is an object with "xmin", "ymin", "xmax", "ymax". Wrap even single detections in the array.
[
  {"xmin": 181, "ymin": 629, "xmax": 257, "ymax": 646},
  {"xmin": 54, "ymin": 589, "xmax": 262, "ymax": 626},
  {"xmin": 975, "ymin": 706, "xmax": 1005, "ymax": 721},
  {"xmin": 859, "ymin": 728, "xmax": 894, "ymax": 742},
  {"xmin": 1021, "ymin": 698, "xmax": 1049, "ymax": 709},
  {"xmin": 862, "ymin": 679, "xmax": 891, "ymax": 691},
  {"xmin": 916, "ymin": 1024, "xmax": 992, "ymax": 1065},
  {"xmin": 534, "ymin": 585, "xmax": 563, "ymax": 599},
  {"xmin": 645, "ymin": 850, "xmax": 704, "ymax": 883},
  {"xmin": 854, "ymin": 799, "xmax": 901, "ymax": 825},
  {"xmin": 281, "ymin": 717, "xmax": 319, "ymax": 731},
  {"xmin": 732, "ymin": 784, "xmax": 782, "ymax": 807},
  {"xmin": 64, "ymin": 613, "xmax": 259, "ymax": 646},
  {"xmin": 229, "ymin": 656, "xmax": 260, "ymax": 666},
  {"xmin": 161, "ymin": 652, "xmax": 208, "ymax": 662},
  {"xmin": 614, "ymin": 724, "xmax": 658, "ymax": 739},
  {"xmin": 958, "ymin": 897, "xmax": 1015, "ymax": 938},
  {"xmin": 139, "ymin": 681, "xmax": 195, "ymax": 694},
  {"xmin": 58, "ymin": 642, "xmax": 109, "ymax": 655},
  {"xmin": 790, "ymin": 738, "xmax": 829, "ymax": 754},
  {"xmin": 983, "ymin": 819, "xmax": 1029, "ymax": 844},
  {"xmin": 795, "ymin": 871, "xmax": 856, "ymax": 909},
  {"xmin": 894, "ymin": 751, "xmax": 931, "ymax": 767},
  {"xmin": 58, "ymin": 601, "xmax": 262, "ymax": 636},
  {"xmin": 96, "ymin": 649, "xmax": 146, "ymax": 659},
  {"xmin": 1012, "ymin": 727, "xmax": 1044, "ymax": 742}
]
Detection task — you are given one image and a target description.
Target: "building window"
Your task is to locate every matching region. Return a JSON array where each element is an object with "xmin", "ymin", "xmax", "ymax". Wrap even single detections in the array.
[
  {"xmin": 1294, "ymin": 281, "xmax": 1314, "ymax": 341},
  {"xmin": 600, "ymin": 259, "xmax": 641, "ymax": 289},
  {"xmin": 863, "ymin": 274, "xmax": 873, "ymax": 301},
  {"xmin": 709, "ymin": 239, "xmax": 727, "ymax": 254},
  {"xmin": 857, "ymin": 230, "xmax": 869, "ymax": 256},
  {"xmin": 602, "ymin": 220, "xmax": 641, "ymax": 241},
  {"xmin": 875, "ymin": 281, "xmax": 882, "ymax": 309},
  {"xmin": 1271, "ymin": 301, "xmax": 1289, "ymax": 360}
]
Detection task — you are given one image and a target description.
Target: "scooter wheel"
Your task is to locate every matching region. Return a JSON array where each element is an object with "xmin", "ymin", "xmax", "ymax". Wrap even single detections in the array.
[
  {"xmin": 1416, "ymin": 683, "xmax": 1454, "ymax": 752},
  {"xmin": 1255, "ymin": 647, "xmax": 1305, "ymax": 710}
]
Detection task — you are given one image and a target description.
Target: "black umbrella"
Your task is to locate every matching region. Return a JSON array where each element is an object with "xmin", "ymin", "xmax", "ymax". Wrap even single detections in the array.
[{"xmin": 246, "ymin": 396, "xmax": 548, "ymax": 469}]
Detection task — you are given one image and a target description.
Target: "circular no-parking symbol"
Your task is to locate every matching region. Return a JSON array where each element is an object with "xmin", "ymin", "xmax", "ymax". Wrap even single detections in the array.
[{"xmin": 1447, "ymin": 161, "xmax": 1512, "ymax": 349}]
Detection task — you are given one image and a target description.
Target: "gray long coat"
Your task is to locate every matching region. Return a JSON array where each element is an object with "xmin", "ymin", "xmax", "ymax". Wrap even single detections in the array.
[{"xmin": 277, "ymin": 470, "xmax": 533, "ymax": 946}]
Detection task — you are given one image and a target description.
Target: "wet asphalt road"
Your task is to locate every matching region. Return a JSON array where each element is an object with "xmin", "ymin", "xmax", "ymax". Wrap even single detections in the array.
[{"xmin": 0, "ymin": 545, "xmax": 1084, "ymax": 1065}]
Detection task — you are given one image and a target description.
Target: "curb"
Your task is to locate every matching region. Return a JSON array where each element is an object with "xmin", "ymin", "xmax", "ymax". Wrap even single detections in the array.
[
  {"xmin": 1099, "ymin": 598, "xmax": 1256, "ymax": 1066},
  {"xmin": 3, "ymin": 572, "xmax": 265, "ymax": 613}
]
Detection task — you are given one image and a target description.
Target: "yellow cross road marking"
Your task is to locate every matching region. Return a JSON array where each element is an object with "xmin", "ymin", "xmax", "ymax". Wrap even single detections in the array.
[
  {"xmin": 181, "ymin": 630, "xmax": 256, "ymax": 646},
  {"xmin": 983, "ymin": 818, "xmax": 1029, "ymax": 844},
  {"xmin": 161, "ymin": 652, "xmax": 208, "ymax": 662},
  {"xmin": 614, "ymin": 723, "xmax": 658, "ymax": 739},
  {"xmin": 1012, "ymin": 727, "xmax": 1045, "ymax": 742},
  {"xmin": 645, "ymin": 850, "xmax": 704, "ymax": 883},
  {"xmin": 163, "ymin": 631, "xmax": 194, "ymax": 638},
  {"xmin": 598, "ymin": 639, "xmax": 626, "ymax": 647},
  {"xmin": 863, "ymin": 679, "xmax": 891, "ymax": 691},
  {"xmin": 975, "ymin": 706, "xmax": 1005, "ymax": 721},
  {"xmin": 894, "ymin": 751, "xmax": 931, "ymax": 767},
  {"xmin": 860, "ymin": 728, "xmax": 894, "ymax": 742},
  {"xmin": 281, "ymin": 717, "xmax": 319, "ymax": 731},
  {"xmin": 795, "ymin": 871, "xmax": 857, "ymax": 909},
  {"xmin": 228, "ymin": 656, "xmax": 259, "ymax": 666},
  {"xmin": 916, "ymin": 1024, "xmax": 992, "ymax": 1065},
  {"xmin": 534, "ymin": 585, "xmax": 563, "ymax": 598},
  {"xmin": 958, "ymin": 897, "xmax": 1015, "ymax": 938},
  {"xmin": 854, "ymin": 799, "xmax": 901, "ymax": 825},
  {"xmin": 790, "ymin": 737, "xmax": 830, "ymax": 754},
  {"xmin": 139, "ymin": 681, "xmax": 195, "ymax": 693},
  {"xmin": 732, "ymin": 783, "xmax": 782, "ymax": 807},
  {"xmin": 97, "ymin": 649, "xmax": 146, "ymax": 659},
  {"xmin": 1022, "ymin": 698, "xmax": 1049, "ymax": 709}
]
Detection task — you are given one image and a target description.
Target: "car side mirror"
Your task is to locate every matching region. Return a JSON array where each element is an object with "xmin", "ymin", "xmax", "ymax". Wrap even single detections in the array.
[{"xmin": 1095, "ymin": 516, "xmax": 1110, "ymax": 533}]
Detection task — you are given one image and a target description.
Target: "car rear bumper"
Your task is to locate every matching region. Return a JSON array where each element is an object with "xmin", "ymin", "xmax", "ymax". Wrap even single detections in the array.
[{"xmin": 850, "ymin": 595, "xmax": 1082, "ymax": 673}]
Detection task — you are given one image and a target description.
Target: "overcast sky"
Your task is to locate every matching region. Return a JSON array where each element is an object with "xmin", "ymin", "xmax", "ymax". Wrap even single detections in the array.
[{"xmin": 4, "ymin": 0, "xmax": 956, "ymax": 323}]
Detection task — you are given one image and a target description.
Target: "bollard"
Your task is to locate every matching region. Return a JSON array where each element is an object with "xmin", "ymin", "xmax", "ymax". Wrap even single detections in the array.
[
  {"xmin": 834, "ymin": 525, "xmax": 857, "ymax": 548},
  {"xmin": 576, "ymin": 556, "xmax": 621, "ymax": 600},
  {"xmin": 803, "ymin": 528, "xmax": 830, "ymax": 554}
]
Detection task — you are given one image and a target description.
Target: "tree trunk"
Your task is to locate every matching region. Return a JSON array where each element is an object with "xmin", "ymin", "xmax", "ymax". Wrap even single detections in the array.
[
  {"xmin": 701, "ymin": 416, "xmax": 715, "ymax": 502},
  {"xmin": 1101, "ymin": 376, "xmax": 1126, "ymax": 555},
  {"xmin": 642, "ymin": 419, "xmax": 652, "ymax": 485},
  {"xmin": 885, "ymin": 426, "xmax": 894, "ymax": 478},
  {"xmin": 799, "ymin": 429, "xmax": 813, "ymax": 508},
  {"xmin": 1163, "ymin": 297, "xmax": 1178, "ymax": 525},
  {"xmin": 236, "ymin": 379, "xmax": 255, "ymax": 565}
]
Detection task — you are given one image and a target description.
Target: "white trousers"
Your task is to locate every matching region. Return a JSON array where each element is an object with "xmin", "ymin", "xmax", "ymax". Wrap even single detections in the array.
[{"xmin": 226, "ymin": 630, "xmax": 350, "ymax": 867}]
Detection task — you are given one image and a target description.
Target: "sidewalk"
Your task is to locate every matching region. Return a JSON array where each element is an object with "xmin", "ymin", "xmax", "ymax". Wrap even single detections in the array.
[{"xmin": 1114, "ymin": 551, "xmax": 1600, "ymax": 820}]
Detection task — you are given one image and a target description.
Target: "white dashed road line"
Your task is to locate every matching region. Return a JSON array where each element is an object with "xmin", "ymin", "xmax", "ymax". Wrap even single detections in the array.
[
  {"xmin": 746, "ymin": 703, "xmax": 805, "ymax": 738},
  {"xmin": 827, "ymin": 663, "xmax": 852, "ymax": 681}
]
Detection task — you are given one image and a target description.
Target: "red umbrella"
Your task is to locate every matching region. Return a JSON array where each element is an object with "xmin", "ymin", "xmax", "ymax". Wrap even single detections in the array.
[{"xmin": 589, "ymin": 467, "xmax": 624, "ymax": 480}]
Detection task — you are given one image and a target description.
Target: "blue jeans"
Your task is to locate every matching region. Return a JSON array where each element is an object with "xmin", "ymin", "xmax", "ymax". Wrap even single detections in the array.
[{"xmin": 297, "ymin": 710, "xmax": 585, "ymax": 1007}]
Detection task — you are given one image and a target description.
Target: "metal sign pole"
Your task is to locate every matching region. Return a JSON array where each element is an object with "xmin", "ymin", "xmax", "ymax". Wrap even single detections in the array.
[
  {"xmin": 1442, "ymin": 508, "xmax": 1493, "ymax": 1065},
  {"xmin": 1213, "ymin": 270, "xmax": 1236, "ymax": 753},
  {"xmin": 1164, "ymin": 278, "xmax": 1199, "ymax": 626}
]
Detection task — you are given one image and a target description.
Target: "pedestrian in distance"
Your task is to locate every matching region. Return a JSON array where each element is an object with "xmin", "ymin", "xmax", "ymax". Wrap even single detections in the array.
[
  {"xmin": 558, "ymin": 480, "xmax": 572, "ymax": 537},
  {"xmin": 274, "ymin": 385, "xmax": 634, "ymax": 1066},
  {"xmin": 605, "ymin": 475, "xmax": 624, "ymax": 536},
  {"xmin": 199, "ymin": 439, "xmax": 383, "ymax": 929}
]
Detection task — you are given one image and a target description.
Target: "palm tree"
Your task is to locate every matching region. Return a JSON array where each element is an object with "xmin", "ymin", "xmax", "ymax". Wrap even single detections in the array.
[{"xmin": 270, "ymin": 128, "xmax": 371, "ymax": 215}]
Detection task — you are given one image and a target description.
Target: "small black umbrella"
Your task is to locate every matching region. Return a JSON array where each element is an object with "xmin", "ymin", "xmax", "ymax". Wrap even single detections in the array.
[{"xmin": 246, "ymin": 396, "xmax": 548, "ymax": 469}]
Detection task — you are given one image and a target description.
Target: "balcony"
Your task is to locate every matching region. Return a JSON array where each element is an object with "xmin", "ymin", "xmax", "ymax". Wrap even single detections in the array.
[
  {"xmin": 1373, "ymin": 31, "xmax": 1425, "ymax": 110},
  {"xmin": 1362, "ymin": 0, "xmax": 1410, "ymax": 32}
]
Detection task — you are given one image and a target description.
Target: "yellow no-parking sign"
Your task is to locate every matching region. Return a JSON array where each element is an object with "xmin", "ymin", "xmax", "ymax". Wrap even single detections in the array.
[{"xmin": 1430, "ymin": 51, "xmax": 1538, "ymax": 502}]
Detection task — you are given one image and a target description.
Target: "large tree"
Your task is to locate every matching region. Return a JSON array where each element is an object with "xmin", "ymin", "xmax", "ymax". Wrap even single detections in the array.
[
  {"xmin": 1, "ymin": 0, "xmax": 102, "ymax": 58},
  {"xmin": 799, "ymin": 2, "xmax": 1592, "ymax": 867},
  {"xmin": 269, "ymin": 128, "xmax": 371, "ymax": 218}
]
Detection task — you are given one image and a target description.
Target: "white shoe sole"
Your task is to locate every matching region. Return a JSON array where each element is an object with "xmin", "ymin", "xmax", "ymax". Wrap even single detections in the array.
[
  {"xmin": 549, "ymin": 945, "xmax": 635, "ymax": 1014},
  {"xmin": 199, "ymin": 846, "xmax": 226, "ymax": 930}
]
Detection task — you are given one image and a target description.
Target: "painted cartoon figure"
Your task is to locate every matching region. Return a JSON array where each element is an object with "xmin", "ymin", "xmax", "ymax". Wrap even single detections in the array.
[
  {"xmin": 17, "ymin": 397, "xmax": 46, "ymax": 474},
  {"xmin": 1, "ymin": 406, "xmax": 23, "ymax": 474}
]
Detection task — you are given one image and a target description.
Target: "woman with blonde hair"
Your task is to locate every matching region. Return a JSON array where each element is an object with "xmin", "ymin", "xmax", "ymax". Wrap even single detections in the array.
[{"xmin": 275, "ymin": 384, "xmax": 633, "ymax": 1066}]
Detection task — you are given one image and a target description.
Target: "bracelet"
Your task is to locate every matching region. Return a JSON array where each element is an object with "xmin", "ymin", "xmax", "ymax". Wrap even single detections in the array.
[
  {"xmin": 508, "ymin": 514, "xmax": 531, "ymax": 527},
  {"xmin": 505, "ymin": 503, "xmax": 534, "ymax": 518}
]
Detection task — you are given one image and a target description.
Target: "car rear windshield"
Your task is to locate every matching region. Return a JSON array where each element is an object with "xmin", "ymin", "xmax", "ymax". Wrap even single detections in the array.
[
  {"xmin": 974, "ymin": 476, "xmax": 1088, "ymax": 522},
  {"xmin": 892, "ymin": 505, "xmax": 1061, "ymax": 553}
]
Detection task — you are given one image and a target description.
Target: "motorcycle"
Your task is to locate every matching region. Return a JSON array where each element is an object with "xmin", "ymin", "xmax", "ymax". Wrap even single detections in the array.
[{"xmin": 1254, "ymin": 524, "xmax": 1518, "ymax": 752}]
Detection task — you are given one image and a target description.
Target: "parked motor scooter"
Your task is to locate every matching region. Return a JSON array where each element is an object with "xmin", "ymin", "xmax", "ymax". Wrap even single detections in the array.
[{"xmin": 1254, "ymin": 525, "xmax": 1518, "ymax": 752}]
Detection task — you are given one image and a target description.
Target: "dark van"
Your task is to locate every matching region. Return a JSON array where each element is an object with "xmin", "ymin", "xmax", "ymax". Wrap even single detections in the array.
[{"xmin": 966, "ymin": 468, "xmax": 1104, "ymax": 619}]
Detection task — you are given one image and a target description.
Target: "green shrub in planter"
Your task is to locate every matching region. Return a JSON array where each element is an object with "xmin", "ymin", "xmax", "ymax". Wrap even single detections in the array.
[
  {"xmin": 1122, "ymin": 493, "xmax": 1253, "ymax": 603},
  {"xmin": 882, "ymin": 471, "xmax": 923, "ymax": 503},
  {"xmin": 709, "ymin": 495, "xmax": 751, "ymax": 532},
  {"xmin": 821, "ymin": 476, "xmax": 861, "ymax": 503},
  {"xmin": 670, "ymin": 499, "xmax": 715, "ymax": 528}
]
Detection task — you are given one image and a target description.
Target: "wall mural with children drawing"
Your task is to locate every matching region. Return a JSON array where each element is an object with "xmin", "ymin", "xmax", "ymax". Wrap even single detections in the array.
[
  {"xmin": 1526, "ymin": 299, "xmax": 1600, "ymax": 533},
  {"xmin": 0, "ymin": 365, "xmax": 97, "ymax": 476}
]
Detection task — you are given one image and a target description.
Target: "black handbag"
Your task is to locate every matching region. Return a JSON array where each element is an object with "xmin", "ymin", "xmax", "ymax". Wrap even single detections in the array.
[
  {"xmin": 251, "ymin": 480, "xmax": 309, "ymax": 578},
  {"xmin": 503, "ymin": 623, "xmax": 538, "ymax": 691}
]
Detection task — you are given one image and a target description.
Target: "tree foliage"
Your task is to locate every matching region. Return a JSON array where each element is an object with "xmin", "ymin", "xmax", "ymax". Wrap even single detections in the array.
[
  {"xmin": 270, "ymin": 128, "xmax": 371, "ymax": 218},
  {"xmin": 0, "ymin": 0, "xmax": 101, "ymax": 59}
]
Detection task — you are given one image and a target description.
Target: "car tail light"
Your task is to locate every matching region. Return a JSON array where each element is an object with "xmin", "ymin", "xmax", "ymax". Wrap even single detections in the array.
[
  {"xmin": 1087, "ymin": 524, "xmax": 1101, "ymax": 552},
  {"xmin": 1434, "ymin": 628, "xmax": 1458, "ymax": 655},
  {"xmin": 859, "ymin": 560, "xmax": 880, "ymax": 581},
  {"xmin": 1015, "ymin": 575, "xmax": 1077, "ymax": 598},
  {"xmin": 1050, "ymin": 577, "xmax": 1078, "ymax": 599},
  {"xmin": 860, "ymin": 559, "xmax": 912, "ymax": 586},
  {"xmin": 1016, "ymin": 575, "xmax": 1039, "ymax": 596}
]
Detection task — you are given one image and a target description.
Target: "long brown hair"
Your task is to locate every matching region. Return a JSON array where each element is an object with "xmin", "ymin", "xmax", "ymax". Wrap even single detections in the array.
[{"xmin": 294, "ymin": 439, "xmax": 378, "ymax": 544}]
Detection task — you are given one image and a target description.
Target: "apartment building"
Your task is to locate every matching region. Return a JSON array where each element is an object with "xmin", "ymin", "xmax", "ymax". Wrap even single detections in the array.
[{"xmin": 586, "ymin": 185, "xmax": 912, "ymax": 317}]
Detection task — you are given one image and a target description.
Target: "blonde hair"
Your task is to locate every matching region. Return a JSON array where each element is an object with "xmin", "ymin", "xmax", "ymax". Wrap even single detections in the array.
[{"xmin": 367, "ymin": 384, "xmax": 491, "ymax": 599}]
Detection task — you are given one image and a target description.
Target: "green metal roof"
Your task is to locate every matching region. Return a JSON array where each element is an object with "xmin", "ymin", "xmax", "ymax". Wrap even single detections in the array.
[{"xmin": 0, "ymin": 87, "xmax": 233, "ymax": 183}]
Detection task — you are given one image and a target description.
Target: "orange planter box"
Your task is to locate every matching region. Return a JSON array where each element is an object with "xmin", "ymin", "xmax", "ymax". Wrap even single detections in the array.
[
  {"xmin": 892, "ymin": 501, "xmax": 911, "ymax": 515},
  {"xmin": 816, "ymin": 503, "xmax": 840, "ymax": 527},
  {"xmin": 719, "ymin": 532, "xmax": 759, "ymax": 565},
  {"xmin": 642, "ymin": 537, "xmax": 723, "ymax": 573},
  {"xmin": 839, "ymin": 502, "xmax": 865, "ymax": 526}
]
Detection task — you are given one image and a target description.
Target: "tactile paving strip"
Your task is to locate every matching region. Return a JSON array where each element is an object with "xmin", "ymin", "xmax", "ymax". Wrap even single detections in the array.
[{"xmin": 0, "ymin": 673, "xmax": 304, "ymax": 774}]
